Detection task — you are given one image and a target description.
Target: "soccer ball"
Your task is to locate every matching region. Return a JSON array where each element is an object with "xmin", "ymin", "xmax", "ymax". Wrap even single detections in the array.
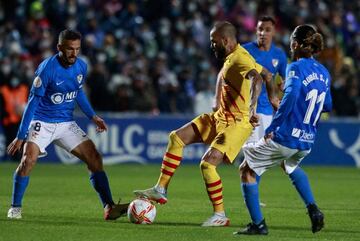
[{"xmin": 127, "ymin": 198, "xmax": 156, "ymax": 224}]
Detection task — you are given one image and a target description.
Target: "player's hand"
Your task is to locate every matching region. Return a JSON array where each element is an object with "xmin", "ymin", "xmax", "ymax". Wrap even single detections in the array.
[
  {"xmin": 264, "ymin": 132, "xmax": 274, "ymax": 143},
  {"xmin": 270, "ymin": 97, "xmax": 280, "ymax": 111},
  {"xmin": 92, "ymin": 115, "xmax": 108, "ymax": 133},
  {"xmin": 249, "ymin": 110, "xmax": 260, "ymax": 128},
  {"xmin": 7, "ymin": 138, "xmax": 24, "ymax": 156}
]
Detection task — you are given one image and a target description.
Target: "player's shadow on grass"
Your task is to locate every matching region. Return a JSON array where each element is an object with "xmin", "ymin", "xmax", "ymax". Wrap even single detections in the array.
[
  {"xmin": 270, "ymin": 225, "xmax": 360, "ymax": 234},
  {"xmin": 155, "ymin": 221, "xmax": 231, "ymax": 227},
  {"xmin": 8, "ymin": 215, "xmax": 130, "ymax": 227}
]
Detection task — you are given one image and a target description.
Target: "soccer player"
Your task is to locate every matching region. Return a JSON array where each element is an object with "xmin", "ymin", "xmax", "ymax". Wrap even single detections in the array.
[
  {"xmin": 234, "ymin": 25, "xmax": 332, "ymax": 235},
  {"xmin": 6, "ymin": 29, "xmax": 128, "ymax": 220},
  {"xmin": 134, "ymin": 21, "xmax": 268, "ymax": 227},
  {"xmin": 242, "ymin": 16, "xmax": 286, "ymax": 143},
  {"xmin": 213, "ymin": 16, "xmax": 285, "ymax": 207}
]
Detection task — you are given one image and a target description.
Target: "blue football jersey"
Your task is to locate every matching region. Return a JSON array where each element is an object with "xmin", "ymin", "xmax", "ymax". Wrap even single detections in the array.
[
  {"xmin": 266, "ymin": 58, "xmax": 332, "ymax": 150},
  {"xmin": 31, "ymin": 54, "xmax": 87, "ymax": 122},
  {"xmin": 243, "ymin": 42, "xmax": 287, "ymax": 115}
]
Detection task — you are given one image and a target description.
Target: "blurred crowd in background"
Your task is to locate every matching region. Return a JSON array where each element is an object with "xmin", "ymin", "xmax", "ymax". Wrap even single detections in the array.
[{"xmin": 0, "ymin": 0, "xmax": 359, "ymax": 120}]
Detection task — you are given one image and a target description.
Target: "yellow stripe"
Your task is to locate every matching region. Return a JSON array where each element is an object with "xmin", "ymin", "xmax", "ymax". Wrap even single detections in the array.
[{"xmin": 207, "ymin": 184, "xmax": 222, "ymax": 192}]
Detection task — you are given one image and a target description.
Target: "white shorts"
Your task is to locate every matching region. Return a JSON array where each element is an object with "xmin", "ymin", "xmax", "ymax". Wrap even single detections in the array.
[
  {"xmin": 246, "ymin": 113, "xmax": 273, "ymax": 144},
  {"xmin": 27, "ymin": 120, "xmax": 89, "ymax": 157},
  {"xmin": 242, "ymin": 138, "xmax": 311, "ymax": 176}
]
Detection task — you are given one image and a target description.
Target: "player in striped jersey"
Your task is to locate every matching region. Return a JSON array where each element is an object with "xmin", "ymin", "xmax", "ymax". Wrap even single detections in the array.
[{"xmin": 134, "ymin": 21, "xmax": 272, "ymax": 226}]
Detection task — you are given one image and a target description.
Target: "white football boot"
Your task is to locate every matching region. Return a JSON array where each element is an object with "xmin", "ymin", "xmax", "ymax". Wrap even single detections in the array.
[
  {"xmin": 7, "ymin": 207, "xmax": 22, "ymax": 219},
  {"xmin": 133, "ymin": 186, "xmax": 167, "ymax": 204},
  {"xmin": 201, "ymin": 213, "xmax": 230, "ymax": 227}
]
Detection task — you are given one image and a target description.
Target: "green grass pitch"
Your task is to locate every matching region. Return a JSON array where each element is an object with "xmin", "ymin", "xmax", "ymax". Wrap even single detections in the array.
[{"xmin": 0, "ymin": 163, "xmax": 359, "ymax": 241}]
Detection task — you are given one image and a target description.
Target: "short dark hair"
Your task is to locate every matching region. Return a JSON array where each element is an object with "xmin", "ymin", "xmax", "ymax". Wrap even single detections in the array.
[
  {"xmin": 212, "ymin": 21, "xmax": 237, "ymax": 40},
  {"xmin": 58, "ymin": 29, "xmax": 82, "ymax": 44},
  {"xmin": 258, "ymin": 16, "xmax": 276, "ymax": 25}
]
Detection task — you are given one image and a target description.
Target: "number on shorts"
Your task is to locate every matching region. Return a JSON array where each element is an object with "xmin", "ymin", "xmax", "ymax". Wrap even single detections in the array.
[{"xmin": 34, "ymin": 122, "xmax": 41, "ymax": 132}]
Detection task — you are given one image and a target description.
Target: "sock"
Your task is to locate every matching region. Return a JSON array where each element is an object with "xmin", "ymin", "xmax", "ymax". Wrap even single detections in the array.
[
  {"xmin": 90, "ymin": 171, "xmax": 114, "ymax": 207},
  {"xmin": 289, "ymin": 167, "xmax": 315, "ymax": 206},
  {"xmin": 200, "ymin": 161, "xmax": 224, "ymax": 213},
  {"xmin": 256, "ymin": 174, "xmax": 261, "ymax": 184},
  {"xmin": 242, "ymin": 182, "xmax": 263, "ymax": 225},
  {"xmin": 157, "ymin": 131, "xmax": 185, "ymax": 188},
  {"xmin": 11, "ymin": 173, "xmax": 30, "ymax": 207}
]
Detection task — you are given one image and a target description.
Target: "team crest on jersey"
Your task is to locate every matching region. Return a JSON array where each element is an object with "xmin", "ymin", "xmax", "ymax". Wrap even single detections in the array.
[
  {"xmin": 33, "ymin": 76, "xmax": 42, "ymax": 88},
  {"xmin": 272, "ymin": 59, "xmax": 279, "ymax": 68},
  {"xmin": 77, "ymin": 74, "xmax": 83, "ymax": 83}
]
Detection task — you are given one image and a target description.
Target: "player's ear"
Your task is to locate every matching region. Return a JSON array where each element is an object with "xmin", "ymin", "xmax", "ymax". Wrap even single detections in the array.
[
  {"xmin": 221, "ymin": 37, "xmax": 227, "ymax": 47},
  {"xmin": 57, "ymin": 44, "xmax": 62, "ymax": 52},
  {"xmin": 291, "ymin": 39, "xmax": 299, "ymax": 50}
]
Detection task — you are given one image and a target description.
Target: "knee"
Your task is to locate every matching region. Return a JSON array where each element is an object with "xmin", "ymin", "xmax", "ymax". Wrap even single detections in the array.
[
  {"xmin": 86, "ymin": 149, "xmax": 103, "ymax": 172},
  {"xmin": 17, "ymin": 154, "xmax": 37, "ymax": 175},
  {"xmin": 169, "ymin": 131, "xmax": 177, "ymax": 140},
  {"xmin": 168, "ymin": 131, "xmax": 184, "ymax": 146},
  {"xmin": 239, "ymin": 162, "xmax": 252, "ymax": 182},
  {"xmin": 199, "ymin": 160, "xmax": 215, "ymax": 171}
]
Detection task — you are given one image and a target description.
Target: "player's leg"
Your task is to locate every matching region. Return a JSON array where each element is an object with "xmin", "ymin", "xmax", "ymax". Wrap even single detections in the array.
[
  {"xmin": 201, "ymin": 120, "xmax": 253, "ymax": 227},
  {"xmin": 55, "ymin": 121, "xmax": 125, "ymax": 220},
  {"xmin": 8, "ymin": 120, "xmax": 51, "ymax": 219},
  {"xmin": 70, "ymin": 139, "xmax": 127, "ymax": 220},
  {"xmin": 134, "ymin": 120, "xmax": 203, "ymax": 203},
  {"xmin": 236, "ymin": 161, "xmax": 268, "ymax": 234},
  {"xmin": 235, "ymin": 138, "xmax": 286, "ymax": 235},
  {"xmin": 157, "ymin": 123, "xmax": 201, "ymax": 188},
  {"xmin": 284, "ymin": 153, "xmax": 324, "ymax": 233},
  {"xmin": 200, "ymin": 148, "xmax": 230, "ymax": 227},
  {"xmin": 8, "ymin": 142, "xmax": 40, "ymax": 219}
]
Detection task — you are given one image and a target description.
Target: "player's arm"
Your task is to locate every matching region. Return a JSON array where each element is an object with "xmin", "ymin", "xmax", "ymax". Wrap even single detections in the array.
[
  {"xmin": 246, "ymin": 69, "xmax": 263, "ymax": 127},
  {"xmin": 265, "ymin": 66, "xmax": 301, "ymax": 135},
  {"xmin": 7, "ymin": 94, "xmax": 40, "ymax": 155},
  {"xmin": 212, "ymin": 70, "xmax": 223, "ymax": 111},
  {"xmin": 322, "ymin": 76, "xmax": 333, "ymax": 113},
  {"xmin": 261, "ymin": 67, "xmax": 280, "ymax": 111},
  {"xmin": 76, "ymin": 89, "xmax": 107, "ymax": 132}
]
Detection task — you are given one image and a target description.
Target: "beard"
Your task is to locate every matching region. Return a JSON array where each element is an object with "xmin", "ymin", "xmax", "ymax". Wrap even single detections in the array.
[{"xmin": 213, "ymin": 46, "xmax": 226, "ymax": 60}]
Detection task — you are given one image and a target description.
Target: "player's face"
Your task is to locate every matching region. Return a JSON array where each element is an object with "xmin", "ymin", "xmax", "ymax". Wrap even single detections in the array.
[
  {"xmin": 256, "ymin": 21, "xmax": 274, "ymax": 47},
  {"xmin": 290, "ymin": 37, "xmax": 299, "ymax": 60},
  {"xmin": 210, "ymin": 30, "xmax": 226, "ymax": 60},
  {"xmin": 57, "ymin": 39, "xmax": 81, "ymax": 65}
]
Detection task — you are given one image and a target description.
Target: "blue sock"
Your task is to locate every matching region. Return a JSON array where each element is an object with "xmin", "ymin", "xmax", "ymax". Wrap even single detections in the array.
[
  {"xmin": 256, "ymin": 174, "xmax": 261, "ymax": 184},
  {"xmin": 242, "ymin": 182, "xmax": 263, "ymax": 224},
  {"xmin": 12, "ymin": 173, "xmax": 30, "ymax": 207},
  {"xmin": 90, "ymin": 171, "xmax": 114, "ymax": 207},
  {"xmin": 289, "ymin": 167, "xmax": 315, "ymax": 206}
]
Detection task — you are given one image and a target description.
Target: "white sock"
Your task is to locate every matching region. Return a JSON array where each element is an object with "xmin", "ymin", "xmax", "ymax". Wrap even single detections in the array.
[
  {"xmin": 214, "ymin": 211, "xmax": 225, "ymax": 217},
  {"xmin": 154, "ymin": 185, "xmax": 166, "ymax": 194}
]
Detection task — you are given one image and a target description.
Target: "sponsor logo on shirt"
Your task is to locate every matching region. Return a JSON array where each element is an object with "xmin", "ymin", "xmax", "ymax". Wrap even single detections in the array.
[
  {"xmin": 292, "ymin": 128, "xmax": 315, "ymax": 143},
  {"xmin": 50, "ymin": 91, "xmax": 78, "ymax": 104}
]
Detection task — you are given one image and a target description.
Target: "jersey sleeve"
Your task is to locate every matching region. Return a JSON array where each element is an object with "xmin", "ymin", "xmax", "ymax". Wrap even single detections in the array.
[
  {"xmin": 265, "ymin": 63, "xmax": 301, "ymax": 134},
  {"xmin": 16, "ymin": 94, "xmax": 40, "ymax": 139},
  {"xmin": 322, "ymin": 73, "xmax": 333, "ymax": 112},
  {"xmin": 30, "ymin": 63, "xmax": 51, "ymax": 97},
  {"xmin": 236, "ymin": 52, "xmax": 262, "ymax": 78}
]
